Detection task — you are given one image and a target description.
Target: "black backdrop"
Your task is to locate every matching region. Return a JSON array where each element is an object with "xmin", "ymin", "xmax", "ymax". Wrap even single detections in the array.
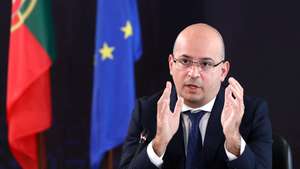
[{"xmin": 1, "ymin": 0, "xmax": 300, "ymax": 168}]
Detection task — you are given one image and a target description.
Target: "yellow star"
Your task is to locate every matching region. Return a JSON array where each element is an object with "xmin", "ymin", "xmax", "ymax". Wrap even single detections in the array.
[
  {"xmin": 99, "ymin": 42, "xmax": 115, "ymax": 60},
  {"xmin": 121, "ymin": 21, "xmax": 133, "ymax": 39}
]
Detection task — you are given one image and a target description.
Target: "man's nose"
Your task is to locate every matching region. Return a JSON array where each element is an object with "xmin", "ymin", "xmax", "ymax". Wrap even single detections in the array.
[{"xmin": 187, "ymin": 65, "xmax": 201, "ymax": 78}]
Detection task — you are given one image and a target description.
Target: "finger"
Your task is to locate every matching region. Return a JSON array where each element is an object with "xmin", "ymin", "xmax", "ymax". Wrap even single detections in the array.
[
  {"xmin": 229, "ymin": 84, "xmax": 243, "ymax": 101},
  {"xmin": 227, "ymin": 86, "xmax": 245, "ymax": 121},
  {"xmin": 228, "ymin": 77, "xmax": 244, "ymax": 94},
  {"xmin": 173, "ymin": 97, "xmax": 183, "ymax": 118},
  {"xmin": 224, "ymin": 86, "xmax": 231, "ymax": 106},
  {"xmin": 226, "ymin": 86, "xmax": 239, "ymax": 108},
  {"xmin": 229, "ymin": 85, "xmax": 244, "ymax": 112},
  {"xmin": 228, "ymin": 79, "xmax": 244, "ymax": 112},
  {"xmin": 225, "ymin": 86, "xmax": 238, "ymax": 106},
  {"xmin": 228, "ymin": 78, "xmax": 243, "ymax": 102},
  {"xmin": 222, "ymin": 86, "xmax": 232, "ymax": 119},
  {"xmin": 158, "ymin": 99, "xmax": 168, "ymax": 119}
]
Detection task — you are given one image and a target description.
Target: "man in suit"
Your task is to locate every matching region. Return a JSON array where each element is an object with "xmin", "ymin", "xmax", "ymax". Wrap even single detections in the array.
[{"xmin": 119, "ymin": 23, "xmax": 272, "ymax": 169}]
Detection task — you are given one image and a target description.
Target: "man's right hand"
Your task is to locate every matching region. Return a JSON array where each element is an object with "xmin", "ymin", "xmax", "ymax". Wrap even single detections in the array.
[{"xmin": 152, "ymin": 81, "xmax": 183, "ymax": 156}]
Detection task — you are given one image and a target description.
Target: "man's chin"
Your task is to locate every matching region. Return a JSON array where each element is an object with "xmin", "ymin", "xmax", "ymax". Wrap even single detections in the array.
[
  {"xmin": 181, "ymin": 93, "xmax": 204, "ymax": 105},
  {"xmin": 183, "ymin": 89, "xmax": 203, "ymax": 98}
]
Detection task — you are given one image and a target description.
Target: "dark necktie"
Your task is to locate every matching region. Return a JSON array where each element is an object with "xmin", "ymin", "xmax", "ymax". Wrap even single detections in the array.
[{"xmin": 185, "ymin": 110, "xmax": 206, "ymax": 169}]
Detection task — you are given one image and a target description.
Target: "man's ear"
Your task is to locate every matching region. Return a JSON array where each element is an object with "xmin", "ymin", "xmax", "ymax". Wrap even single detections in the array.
[
  {"xmin": 169, "ymin": 54, "xmax": 174, "ymax": 76},
  {"xmin": 221, "ymin": 61, "xmax": 230, "ymax": 82}
]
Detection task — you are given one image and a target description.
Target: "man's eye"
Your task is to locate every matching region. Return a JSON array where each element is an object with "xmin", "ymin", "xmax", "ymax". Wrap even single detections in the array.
[
  {"xmin": 180, "ymin": 59, "xmax": 191, "ymax": 65},
  {"xmin": 201, "ymin": 61, "xmax": 213, "ymax": 67}
]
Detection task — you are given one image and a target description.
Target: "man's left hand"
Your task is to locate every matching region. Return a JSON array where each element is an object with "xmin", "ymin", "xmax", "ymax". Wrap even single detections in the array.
[{"xmin": 221, "ymin": 77, "xmax": 245, "ymax": 156}]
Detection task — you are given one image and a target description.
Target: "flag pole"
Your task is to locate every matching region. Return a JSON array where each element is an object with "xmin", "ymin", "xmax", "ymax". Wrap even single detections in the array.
[
  {"xmin": 37, "ymin": 133, "xmax": 47, "ymax": 169},
  {"xmin": 107, "ymin": 150, "xmax": 113, "ymax": 169}
]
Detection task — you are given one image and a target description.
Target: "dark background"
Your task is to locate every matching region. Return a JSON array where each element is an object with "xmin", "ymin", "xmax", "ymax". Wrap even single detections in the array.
[{"xmin": 1, "ymin": 0, "xmax": 299, "ymax": 168}]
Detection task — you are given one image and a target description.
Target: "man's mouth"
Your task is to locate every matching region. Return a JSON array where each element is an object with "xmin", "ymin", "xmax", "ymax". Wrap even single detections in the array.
[{"xmin": 185, "ymin": 84, "xmax": 200, "ymax": 89}]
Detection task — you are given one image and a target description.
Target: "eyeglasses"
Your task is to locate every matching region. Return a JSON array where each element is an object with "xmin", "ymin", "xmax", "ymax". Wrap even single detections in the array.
[{"xmin": 172, "ymin": 55, "xmax": 225, "ymax": 72}]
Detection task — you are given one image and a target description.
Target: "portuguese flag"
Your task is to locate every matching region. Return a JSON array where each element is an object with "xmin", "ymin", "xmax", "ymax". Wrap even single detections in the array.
[{"xmin": 7, "ymin": 0, "xmax": 55, "ymax": 168}]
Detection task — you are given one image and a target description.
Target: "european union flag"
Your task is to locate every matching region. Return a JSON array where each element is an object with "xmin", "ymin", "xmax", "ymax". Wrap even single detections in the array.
[{"xmin": 90, "ymin": 0, "xmax": 142, "ymax": 168}]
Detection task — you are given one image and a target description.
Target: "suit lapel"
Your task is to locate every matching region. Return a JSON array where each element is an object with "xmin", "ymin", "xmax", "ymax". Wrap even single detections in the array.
[
  {"xmin": 163, "ymin": 116, "xmax": 185, "ymax": 169},
  {"xmin": 202, "ymin": 87, "xmax": 226, "ymax": 166}
]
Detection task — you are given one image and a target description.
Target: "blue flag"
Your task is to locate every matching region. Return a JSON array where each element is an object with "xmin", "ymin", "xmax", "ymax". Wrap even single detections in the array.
[{"xmin": 90, "ymin": 0, "xmax": 142, "ymax": 168}]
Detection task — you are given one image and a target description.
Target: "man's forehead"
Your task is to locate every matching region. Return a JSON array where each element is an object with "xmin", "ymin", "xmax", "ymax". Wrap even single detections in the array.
[
  {"xmin": 173, "ymin": 39, "xmax": 224, "ymax": 60},
  {"xmin": 173, "ymin": 24, "xmax": 225, "ymax": 59}
]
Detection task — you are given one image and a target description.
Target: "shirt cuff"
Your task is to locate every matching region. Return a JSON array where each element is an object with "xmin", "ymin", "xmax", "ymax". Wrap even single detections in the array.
[
  {"xmin": 224, "ymin": 136, "xmax": 246, "ymax": 161},
  {"xmin": 146, "ymin": 140, "xmax": 164, "ymax": 168}
]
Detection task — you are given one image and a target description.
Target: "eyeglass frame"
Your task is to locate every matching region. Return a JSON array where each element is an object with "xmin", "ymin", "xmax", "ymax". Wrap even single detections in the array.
[{"xmin": 171, "ymin": 54, "xmax": 226, "ymax": 72}]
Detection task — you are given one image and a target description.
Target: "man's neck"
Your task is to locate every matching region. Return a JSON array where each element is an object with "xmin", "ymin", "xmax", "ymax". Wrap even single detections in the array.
[{"xmin": 182, "ymin": 97, "xmax": 216, "ymax": 112}]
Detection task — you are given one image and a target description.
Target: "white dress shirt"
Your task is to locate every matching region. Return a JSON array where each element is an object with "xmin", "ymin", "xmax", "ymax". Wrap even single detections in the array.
[{"xmin": 146, "ymin": 97, "xmax": 246, "ymax": 168}]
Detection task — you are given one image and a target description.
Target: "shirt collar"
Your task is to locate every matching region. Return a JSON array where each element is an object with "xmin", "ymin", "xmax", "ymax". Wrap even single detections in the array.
[{"xmin": 181, "ymin": 97, "xmax": 216, "ymax": 113}]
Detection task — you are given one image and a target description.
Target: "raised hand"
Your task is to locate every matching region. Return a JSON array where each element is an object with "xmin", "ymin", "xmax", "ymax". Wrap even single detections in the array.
[
  {"xmin": 221, "ymin": 77, "xmax": 245, "ymax": 156},
  {"xmin": 153, "ymin": 81, "xmax": 183, "ymax": 156}
]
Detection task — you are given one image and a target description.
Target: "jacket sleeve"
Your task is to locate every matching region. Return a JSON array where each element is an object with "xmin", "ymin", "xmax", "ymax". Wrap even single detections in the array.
[
  {"xmin": 119, "ymin": 99, "xmax": 159, "ymax": 169},
  {"xmin": 227, "ymin": 99, "xmax": 272, "ymax": 169}
]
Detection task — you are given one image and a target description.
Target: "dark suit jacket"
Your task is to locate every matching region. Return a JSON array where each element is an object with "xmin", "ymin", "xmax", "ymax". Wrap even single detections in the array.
[{"xmin": 119, "ymin": 86, "xmax": 272, "ymax": 169}]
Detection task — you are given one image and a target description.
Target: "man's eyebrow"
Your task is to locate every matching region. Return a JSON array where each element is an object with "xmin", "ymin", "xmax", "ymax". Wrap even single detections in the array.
[
  {"xmin": 180, "ymin": 54, "xmax": 214, "ymax": 61},
  {"xmin": 201, "ymin": 57, "xmax": 214, "ymax": 61},
  {"xmin": 179, "ymin": 54, "xmax": 193, "ymax": 59}
]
